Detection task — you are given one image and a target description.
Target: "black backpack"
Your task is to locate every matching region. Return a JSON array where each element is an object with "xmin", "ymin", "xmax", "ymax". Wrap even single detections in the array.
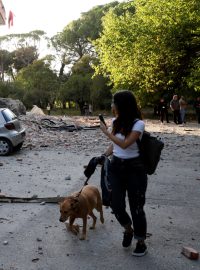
[{"xmin": 135, "ymin": 120, "xmax": 164, "ymax": 175}]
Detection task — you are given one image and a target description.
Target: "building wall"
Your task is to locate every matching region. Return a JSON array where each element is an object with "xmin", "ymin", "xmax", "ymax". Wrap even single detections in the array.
[{"xmin": 0, "ymin": 0, "xmax": 6, "ymax": 25}]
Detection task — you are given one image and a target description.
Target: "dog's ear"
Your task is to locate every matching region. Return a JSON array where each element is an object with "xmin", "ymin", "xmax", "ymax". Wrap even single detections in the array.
[{"xmin": 70, "ymin": 198, "xmax": 79, "ymax": 211}]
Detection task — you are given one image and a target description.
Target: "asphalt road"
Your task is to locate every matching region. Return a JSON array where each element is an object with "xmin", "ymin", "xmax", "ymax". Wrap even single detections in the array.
[{"xmin": 0, "ymin": 136, "xmax": 200, "ymax": 270}]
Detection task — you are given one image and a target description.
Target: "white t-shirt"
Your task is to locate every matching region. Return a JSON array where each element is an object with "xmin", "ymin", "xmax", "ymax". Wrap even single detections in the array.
[{"xmin": 112, "ymin": 119, "xmax": 145, "ymax": 159}]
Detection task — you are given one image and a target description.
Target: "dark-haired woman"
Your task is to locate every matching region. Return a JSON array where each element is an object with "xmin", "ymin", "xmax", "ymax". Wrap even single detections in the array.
[{"xmin": 100, "ymin": 90, "xmax": 148, "ymax": 257}]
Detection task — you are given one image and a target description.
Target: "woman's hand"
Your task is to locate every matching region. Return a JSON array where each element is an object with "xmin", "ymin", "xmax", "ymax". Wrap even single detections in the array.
[
  {"xmin": 100, "ymin": 122, "xmax": 108, "ymax": 133},
  {"xmin": 100, "ymin": 121, "xmax": 109, "ymax": 135}
]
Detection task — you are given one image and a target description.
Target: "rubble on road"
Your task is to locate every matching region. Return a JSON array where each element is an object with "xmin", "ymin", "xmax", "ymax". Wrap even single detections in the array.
[{"xmin": 19, "ymin": 114, "xmax": 111, "ymax": 153}]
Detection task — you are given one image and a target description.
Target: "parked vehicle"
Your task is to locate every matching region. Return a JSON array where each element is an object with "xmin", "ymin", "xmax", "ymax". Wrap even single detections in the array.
[{"xmin": 0, "ymin": 108, "xmax": 26, "ymax": 156}]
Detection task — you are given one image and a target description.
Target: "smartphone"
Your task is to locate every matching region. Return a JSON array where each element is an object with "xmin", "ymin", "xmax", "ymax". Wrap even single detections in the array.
[{"xmin": 99, "ymin": 114, "xmax": 107, "ymax": 126}]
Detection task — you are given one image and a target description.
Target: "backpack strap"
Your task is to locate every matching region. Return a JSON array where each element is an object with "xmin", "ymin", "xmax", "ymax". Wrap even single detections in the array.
[{"xmin": 133, "ymin": 118, "xmax": 142, "ymax": 149}]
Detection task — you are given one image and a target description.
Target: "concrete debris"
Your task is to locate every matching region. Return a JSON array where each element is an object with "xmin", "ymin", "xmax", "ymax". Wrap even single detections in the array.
[
  {"xmin": 65, "ymin": 175, "xmax": 71, "ymax": 181},
  {"xmin": 18, "ymin": 113, "xmax": 109, "ymax": 153},
  {"xmin": 181, "ymin": 246, "xmax": 199, "ymax": 260},
  {"xmin": 0, "ymin": 97, "xmax": 26, "ymax": 116},
  {"xmin": 29, "ymin": 105, "xmax": 45, "ymax": 115}
]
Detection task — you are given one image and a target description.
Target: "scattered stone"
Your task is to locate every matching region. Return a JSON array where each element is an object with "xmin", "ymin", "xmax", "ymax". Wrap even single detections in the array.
[
  {"xmin": 29, "ymin": 105, "xmax": 45, "ymax": 115},
  {"xmin": 40, "ymin": 201, "xmax": 46, "ymax": 205},
  {"xmin": 181, "ymin": 246, "xmax": 199, "ymax": 260},
  {"xmin": 40, "ymin": 144, "xmax": 49, "ymax": 148},
  {"xmin": 31, "ymin": 195, "xmax": 38, "ymax": 199},
  {"xmin": 3, "ymin": 241, "xmax": 8, "ymax": 245},
  {"xmin": 36, "ymin": 238, "xmax": 42, "ymax": 242},
  {"xmin": 65, "ymin": 175, "xmax": 71, "ymax": 181},
  {"xmin": 32, "ymin": 258, "xmax": 39, "ymax": 262}
]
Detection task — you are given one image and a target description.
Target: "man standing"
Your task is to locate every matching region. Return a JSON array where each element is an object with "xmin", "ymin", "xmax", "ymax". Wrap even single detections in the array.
[
  {"xmin": 170, "ymin": 95, "xmax": 181, "ymax": 124},
  {"xmin": 158, "ymin": 98, "xmax": 169, "ymax": 123}
]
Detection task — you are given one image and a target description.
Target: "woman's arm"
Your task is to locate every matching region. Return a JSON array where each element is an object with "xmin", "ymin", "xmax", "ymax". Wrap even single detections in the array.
[
  {"xmin": 100, "ymin": 122, "xmax": 141, "ymax": 149},
  {"xmin": 103, "ymin": 143, "xmax": 113, "ymax": 157}
]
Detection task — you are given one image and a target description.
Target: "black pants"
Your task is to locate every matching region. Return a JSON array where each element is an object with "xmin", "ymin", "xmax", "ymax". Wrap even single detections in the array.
[
  {"xmin": 173, "ymin": 110, "xmax": 181, "ymax": 124},
  {"xmin": 109, "ymin": 156, "xmax": 147, "ymax": 240},
  {"xmin": 160, "ymin": 109, "xmax": 169, "ymax": 123}
]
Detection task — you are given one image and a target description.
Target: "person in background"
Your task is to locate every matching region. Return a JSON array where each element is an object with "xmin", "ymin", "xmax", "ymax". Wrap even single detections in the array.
[
  {"xmin": 194, "ymin": 97, "xmax": 200, "ymax": 124},
  {"xmin": 158, "ymin": 98, "xmax": 169, "ymax": 123},
  {"xmin": 170, "ymin": 95, "xmax": 181, "ymax": 124},
  {"xmin": 83, "ymin": 103, "xmax": 89, "ymax": 116},
  {"xmin": 100, "ymin": 90, "xmax": 148, "ymax": 257},
  {"xmin": 179, "ymin": 96, "xmax": 187, "ymax": 124},
  {"xmin": 46, "ymin": 103, "xmax": 51, "ymax": 115},
  {"xmin": 89, "ymin": 104, "xmax": 93, "ymax": 115}
]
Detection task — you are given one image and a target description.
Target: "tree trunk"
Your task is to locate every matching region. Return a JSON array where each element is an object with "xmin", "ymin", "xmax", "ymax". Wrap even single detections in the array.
[{"xmin": 59, "ymin": 62, "xmax": 65, "ymax": 77}]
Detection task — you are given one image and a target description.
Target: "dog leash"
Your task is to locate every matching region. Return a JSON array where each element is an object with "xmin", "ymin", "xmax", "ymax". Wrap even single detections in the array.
[
  {"xmin": 75, "ymin": 155, "xmax": 102, "ymax": 198},
  {"xmin": 73, "ymin": 177, "xmax": 90, "ymax": 199}
]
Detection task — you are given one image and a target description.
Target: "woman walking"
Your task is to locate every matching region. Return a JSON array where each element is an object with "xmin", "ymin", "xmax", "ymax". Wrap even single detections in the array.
[{"xmin": 100, "ymin": 90, "xmax": 148, "ymax": 256}]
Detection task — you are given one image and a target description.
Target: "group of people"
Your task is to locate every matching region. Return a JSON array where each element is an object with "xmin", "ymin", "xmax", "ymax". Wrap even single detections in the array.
[
  {"xmin": 156, "ymin": 95, "xmax": 200, "ymax": 124},
  {"xmin": 169, "ymin": 95, "xmax": 187, "ymax": 124}
]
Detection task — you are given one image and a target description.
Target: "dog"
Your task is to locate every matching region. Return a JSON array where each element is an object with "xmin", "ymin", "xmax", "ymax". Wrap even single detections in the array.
[{"xmin": 59, "ymin": 185, "xmax": 104, "ymax": 240}]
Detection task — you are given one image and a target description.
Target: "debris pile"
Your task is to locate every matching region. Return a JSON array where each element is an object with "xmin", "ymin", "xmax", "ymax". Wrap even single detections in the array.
[{"xmin": 19, "ymin": 114, "xmax": 111, "ymax": 153}]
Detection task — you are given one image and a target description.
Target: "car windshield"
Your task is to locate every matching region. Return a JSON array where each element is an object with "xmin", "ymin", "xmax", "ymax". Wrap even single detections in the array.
[{"xmin": 2, "ymin": 109, "xmax": 17, "ymax": 122}]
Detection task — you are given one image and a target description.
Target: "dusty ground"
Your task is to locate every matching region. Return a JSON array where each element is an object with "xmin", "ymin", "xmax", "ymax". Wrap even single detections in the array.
[{"xmin": 0, "ymin": 115, "xmax": 200, "ymax": 270}]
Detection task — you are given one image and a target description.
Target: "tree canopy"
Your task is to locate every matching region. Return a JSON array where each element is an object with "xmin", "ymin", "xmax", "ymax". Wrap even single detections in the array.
[
  {"xmin": 94, "ymin": 0, "xmax": 200, "ymax": 103},
  {"xmin": 16, "ymin": 58, "xmax": 58, "ymax": 108},
  {"xmin": 1, "ymin": 0, "xmax": 200, "ymax": 111}
]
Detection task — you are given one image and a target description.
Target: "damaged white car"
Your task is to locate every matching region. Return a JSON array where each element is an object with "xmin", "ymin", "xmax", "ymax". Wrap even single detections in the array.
[{"xmin": 0, "ymin": 108, "xmax": 26, "ymax": 155}]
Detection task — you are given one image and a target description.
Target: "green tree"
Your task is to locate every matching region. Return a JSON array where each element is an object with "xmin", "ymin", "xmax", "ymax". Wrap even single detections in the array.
[
  {"xmin": 16, "ymin": 59, "xmax": 58, "ymax": 109},
  {"xmin": 0, "ymin": 31, "xmax": 49, "ymax": 81},
  {"xmin": 58, "ymin": 55, "xmax": 112, "ymax": 112},
  {"xmin": 64, "ymin": 73, "xmax": 91, "ymax": 114},
  {"xmin": 0, "ymin": 81, "xmax": 24, "ymax": 100},
  {"xmin": 58, "ymin": 55, "xmax": 93, "ymax": 114},
  {"xmin": 50, "ymin": 2, "xmax": 119, "ymax": 77},
  {"xmin": 0, "ymin": 50, "xmax": 13, "ymax": 81},
  {"xmin": 90, "ymin": 74, "xmax": 112, "ymax": 110},
  {"xmin": 94, "ymin": 0, "xmax": 200, "ymax": 104},
  {"xmin": 12, "ymin": 46, "xmax": 39, "ymax": 72},
  {"xmin": 0, "ymin": 30, "xmax": 48, "ymax": 53}
]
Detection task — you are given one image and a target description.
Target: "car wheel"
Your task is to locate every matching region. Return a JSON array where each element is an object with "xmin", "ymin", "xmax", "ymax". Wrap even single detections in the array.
[
  {"xmin": 13, "ymin": 142, "xmax": 23, "ymax": 152},
  {"xmin": 0, "ymin": 138, "xmax": 13, "ymax": 156}
]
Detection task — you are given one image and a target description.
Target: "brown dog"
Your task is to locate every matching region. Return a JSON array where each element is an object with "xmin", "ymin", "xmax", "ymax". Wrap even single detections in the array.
[{"xmin": 59, "ymin": 185, "xmax": 104, "ymax": 240}]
